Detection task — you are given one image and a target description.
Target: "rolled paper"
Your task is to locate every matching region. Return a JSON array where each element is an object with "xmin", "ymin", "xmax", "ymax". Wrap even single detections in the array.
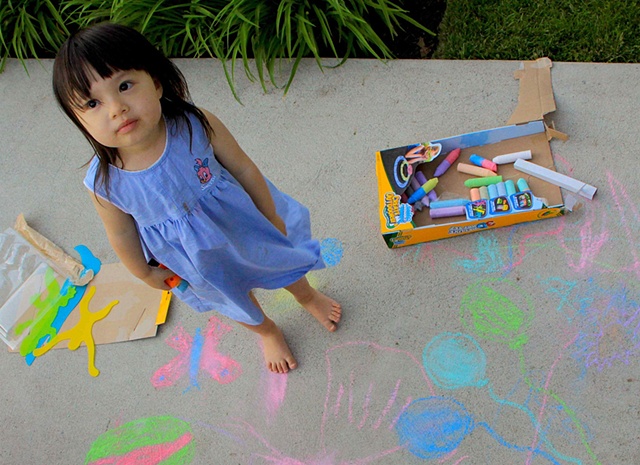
[
  {"xmin": 514, "ymin": 158, "xmax": 597, "ymax": 200},
  {"xmin": 469, "ymin": 154, "xmax": 498, "ymax": 173},
  {"xmin": 487, "ymin": 184, "xmax": 498, "ymax": 199},
  {"xmin": 457, "ymin": 163, "xmax": 497, "ymax": 177},
  {"xmin": 470, "ymin": 188, "xmax": 481, "ymax": 201},
  {"xmin": 430, "ymin": 206, "xmax": 467, "ymax": 219},
  {"xmin": 430, "ymin": 198, "xmax": 470, "ymax": 209},
  {"xmin": 493, "ymin": 150, "xmax": 532, "ymax": 165},
  {"xmin": 464, "ymin": 176, "xmax": 503, "ymax": 188},
  {"xmin": 517, "ymin": 178, "xmax": 530, "ymax": 192},
  {"xmin": 479, "ymin": 186, "xmax": 490, "ymax": 199},
  {"xmin": 505, "ymin": 180, "xmax": 516, "ymax": 196},
  {"xmin": 433, "ymin": 148, "xmax": 461, "ymax": 178},
  {"xmin": 496, "ymin": 182, "xmax": 507, "ymax": 197}
]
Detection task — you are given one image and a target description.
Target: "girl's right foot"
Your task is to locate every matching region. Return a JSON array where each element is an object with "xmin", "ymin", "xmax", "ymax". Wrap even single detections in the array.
[{"xmin": 261, "ymin": 325, "xmax": 297, "ymax": 374}]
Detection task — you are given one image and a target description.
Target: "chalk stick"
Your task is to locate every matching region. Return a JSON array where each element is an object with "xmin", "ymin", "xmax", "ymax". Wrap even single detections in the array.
[
  {"xmin": 464, "ymin": 176, "xmax": 503, "ymax": 188},
  {"xmin": 457, "ymin": 163, "xmax": 497, "ymax": 177},
  {"xmin": 430, "ymin": 198, "xmax": 469, "ymax": 209},
  {"xmin": 487, "ymin": 184, "xmax": 498, "ymax": 199},
  {"xmin": 470, "ymin": 188, "xmax": 481, "ymax": 201},
  {"xmin": 505, "ymin": 180, "xmax": 516, "ymax": 196},
  {"xmin": 514, "ymin": 159, "xmax": 597, "ymax": 200},
  {"xmin": 415, "ymin": 171, "xmax": 427, "ymax": 185},
  {"xmin": 493, "ymin": 150, "xmax": 532, "ymax": 165},
  {"xmin": 479, "ymin": 186, "xmax": 489, "ymax": 199},
  {"xmin": 429, "ymin": 206, "xmax": 467, "ymax": 219},
  {"xmin": 469, "ymin": 154, "xmax": 498, "ymax": 173},
  {"xmin": 496, "ymin": 182, "xmax": 507, "ymax": 197}
]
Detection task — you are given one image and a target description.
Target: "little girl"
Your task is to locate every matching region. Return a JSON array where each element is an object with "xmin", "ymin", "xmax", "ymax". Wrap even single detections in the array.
[{"xmin": 52, "ymin": 22, "xmax": 341, "ymax": 374}]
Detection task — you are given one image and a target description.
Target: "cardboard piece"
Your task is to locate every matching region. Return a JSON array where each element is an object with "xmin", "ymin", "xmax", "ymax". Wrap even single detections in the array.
[
  {"xmin": 48, "ymin": 263, "xmax": 166, "ymax": 347},
  {"xmin": 375, "ymin": 58, "xmax": 571, "ymax": 248},
  {"xmin": 507, "ymin": 57, "xmax": 556, "ymax": 125}
]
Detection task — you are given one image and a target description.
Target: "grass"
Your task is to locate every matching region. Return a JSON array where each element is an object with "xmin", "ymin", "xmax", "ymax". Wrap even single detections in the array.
[
  {"xmin": 434, "ymin": 0, "xmax": 640, "ymax": 63},
  {"xmin": 8, "ymin": 0, "xmax": 432, "ymax": 98},
  {"xmin": 2, "ymin": 0, "xmax": 639, "ymax": 95}
]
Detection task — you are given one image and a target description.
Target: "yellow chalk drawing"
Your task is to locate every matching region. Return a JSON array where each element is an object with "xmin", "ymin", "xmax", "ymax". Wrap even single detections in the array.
[{"xmin": 33, "ymin": 286, "xmax": 117, "ymax": 377}]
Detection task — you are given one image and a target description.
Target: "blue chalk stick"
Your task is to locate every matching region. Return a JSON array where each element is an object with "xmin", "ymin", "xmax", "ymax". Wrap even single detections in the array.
[
  {"xmin": 430, "ymin": 198, "xmax": 470, "ymax": 209},
  {"xmin": 517, "ymin": 178, "xmax": 530, "ymax": 192}
]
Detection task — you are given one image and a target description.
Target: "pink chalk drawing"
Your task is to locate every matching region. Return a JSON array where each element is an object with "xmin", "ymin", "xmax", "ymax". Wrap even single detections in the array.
[
  {"xmin": 87, "ymin": 432, "xmax": 193, "ymax": 465},
  {"xmin": 225, "ymin": 341, "xmax": 441, "ymax": 464},
  {"xmin": 151, "ymin": 316, "xmax": 242, "ymax": 391},
  {"xmin": 259, "ymin": 341, "xmax": 289, "ymax": 424},
  {"xmin": 525, "ymin": 332, "xmax": 578, "ymax": 465}
]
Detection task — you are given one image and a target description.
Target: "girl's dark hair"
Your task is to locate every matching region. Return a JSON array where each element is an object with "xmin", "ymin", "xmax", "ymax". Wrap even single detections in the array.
[{"xmin": 52, "ymin": 22, "xmax": 213, "ymax": 196}]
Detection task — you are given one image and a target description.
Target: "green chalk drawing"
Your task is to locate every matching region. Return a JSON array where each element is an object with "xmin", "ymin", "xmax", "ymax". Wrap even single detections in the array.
[
  {"xmin": 460, "ymin": 278, "xmax": 533, "ymax": 350},
  {"xmin": 16, "ymin": 267, "xmax": 76, "ymax": 356},
  {"xmin": 85, "ymin": 415, "xmax": 195, "ymax": 464}
]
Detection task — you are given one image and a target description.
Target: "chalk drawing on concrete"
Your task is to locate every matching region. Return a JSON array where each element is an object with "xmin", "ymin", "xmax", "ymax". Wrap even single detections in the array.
[
  {"xmin": 320, "ymin": 238, "xmax": 344, "ymax": 268},
  {"xmin": 460, "ymin": 278, "xmax": 533, "ymax": 350},
  {"xmin": 85, "ymin": 415, "xmax": 195, "ymax": 464},
  {"xmin": 151, "ymin": 316, "xmax": 241, "ymax": 392}
]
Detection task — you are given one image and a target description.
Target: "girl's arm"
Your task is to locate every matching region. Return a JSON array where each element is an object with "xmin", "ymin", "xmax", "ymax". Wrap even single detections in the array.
[
  {"xmin": 202, "ymin": 109, "xmax": 287, "ymax": 235},
  {"xmin": 89, "ymin": 192, "xmax": 174, "ymax": 289}
]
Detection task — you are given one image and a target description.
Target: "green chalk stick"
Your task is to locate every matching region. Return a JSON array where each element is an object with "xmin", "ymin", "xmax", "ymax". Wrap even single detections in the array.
[{"xmin": 464, "ymin": 176, "xmax": 503, "ymax": 188}]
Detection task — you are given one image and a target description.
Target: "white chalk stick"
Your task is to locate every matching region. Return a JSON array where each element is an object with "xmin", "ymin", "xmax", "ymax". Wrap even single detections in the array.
[
  {"xmin": 492, "ymin": 150, "xmax": 532, "ymax": 165},
  {"xmin": 513, "ymin": 159, "xmax": 597, "ymax": 200}
]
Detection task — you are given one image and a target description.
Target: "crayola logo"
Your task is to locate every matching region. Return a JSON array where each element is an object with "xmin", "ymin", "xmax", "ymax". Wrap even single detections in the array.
[{"xmin": 383, "ymin": 192, "xmax": 413, "ymax": 229}]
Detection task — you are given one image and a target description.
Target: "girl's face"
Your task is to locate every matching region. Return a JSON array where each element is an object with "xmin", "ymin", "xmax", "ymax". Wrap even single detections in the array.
[{"xmin": 72, "ymin": 68, "xmax": 164, "ymax": 160}]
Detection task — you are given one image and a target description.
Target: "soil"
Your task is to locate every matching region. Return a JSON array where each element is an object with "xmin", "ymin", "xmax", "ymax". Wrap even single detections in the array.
[{"xmin": 367, "ymin": 0, "xmax": 447, "ymax": 59}]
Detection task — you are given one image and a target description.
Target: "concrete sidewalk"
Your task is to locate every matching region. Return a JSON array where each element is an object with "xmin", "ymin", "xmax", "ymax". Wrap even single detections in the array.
[{"xmin": 1, "ymin": 57, "xmax": 639, "ymax": 464}]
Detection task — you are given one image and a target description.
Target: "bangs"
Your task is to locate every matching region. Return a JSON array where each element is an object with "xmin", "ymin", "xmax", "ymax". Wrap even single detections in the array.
[
  {"xmin": 56, "ymin": 59, "xmax": 120, "ymax": 109},
  {"xmin": 53, "ymin": 22, "xmax": 158, "ymax": 110}
]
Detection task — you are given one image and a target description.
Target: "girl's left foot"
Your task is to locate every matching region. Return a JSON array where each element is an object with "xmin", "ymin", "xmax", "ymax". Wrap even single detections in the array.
[{"xmin": 296, "ymin": 288, "xmax": 342, "ymax": 332}]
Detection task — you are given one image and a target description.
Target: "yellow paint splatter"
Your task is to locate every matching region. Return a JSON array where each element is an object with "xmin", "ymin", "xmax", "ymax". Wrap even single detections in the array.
[{"xmin": 33, "ymin": 286, "xmax": 117, "ymax": 377}]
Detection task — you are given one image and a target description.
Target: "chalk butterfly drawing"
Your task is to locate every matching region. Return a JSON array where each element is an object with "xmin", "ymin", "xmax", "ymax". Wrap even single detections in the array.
[{"xmin": 151, "ymin": 316, "xmax": 241, "ymax": 392}]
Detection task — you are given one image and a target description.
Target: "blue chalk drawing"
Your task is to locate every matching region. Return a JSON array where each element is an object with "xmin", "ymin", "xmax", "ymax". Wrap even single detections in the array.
[
  {"xmin": 395, "ymin": 397, "xmax": 473, "ymax": 460},
  {"xmin": 320, "ymin": 238, "xmax": 344, "ymax": 268},
  {"xmin": 456, "ymin": 233, "xmax": 505, "ymax": 274},
  {"xmin": 395, "ymin": 396, "xmax": 564, "ymax": 463},
  {"xmin": 422, "ymin": 332, "xmax": 488, "ymax": 390}
]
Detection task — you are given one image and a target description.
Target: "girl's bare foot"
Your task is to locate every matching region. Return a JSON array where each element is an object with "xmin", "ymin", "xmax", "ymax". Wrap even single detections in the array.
[
  {"xmin": 261, "ymin": 324, "xmax": 297, "ymax": 374},
  {"xmin": 295, "ymin": 288, "xmax": 342, "ymax": 332}
]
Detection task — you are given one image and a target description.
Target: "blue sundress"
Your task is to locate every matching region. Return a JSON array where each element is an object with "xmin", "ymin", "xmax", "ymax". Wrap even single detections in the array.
[{"xmin": 84, "ymin": 112, "xmax": 324, "ymax": 325}]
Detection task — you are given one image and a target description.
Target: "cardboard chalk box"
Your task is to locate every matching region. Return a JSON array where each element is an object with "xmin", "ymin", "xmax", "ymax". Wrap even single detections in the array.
[{"xmin": 375, "ymin": 58, "xmax": 567, "ymax": 248}]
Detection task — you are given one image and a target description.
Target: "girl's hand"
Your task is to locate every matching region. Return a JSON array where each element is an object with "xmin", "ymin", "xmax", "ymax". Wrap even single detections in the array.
[{"xmin": 141, "ymin": 266, "xmax": 175, "ymax": 290}]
